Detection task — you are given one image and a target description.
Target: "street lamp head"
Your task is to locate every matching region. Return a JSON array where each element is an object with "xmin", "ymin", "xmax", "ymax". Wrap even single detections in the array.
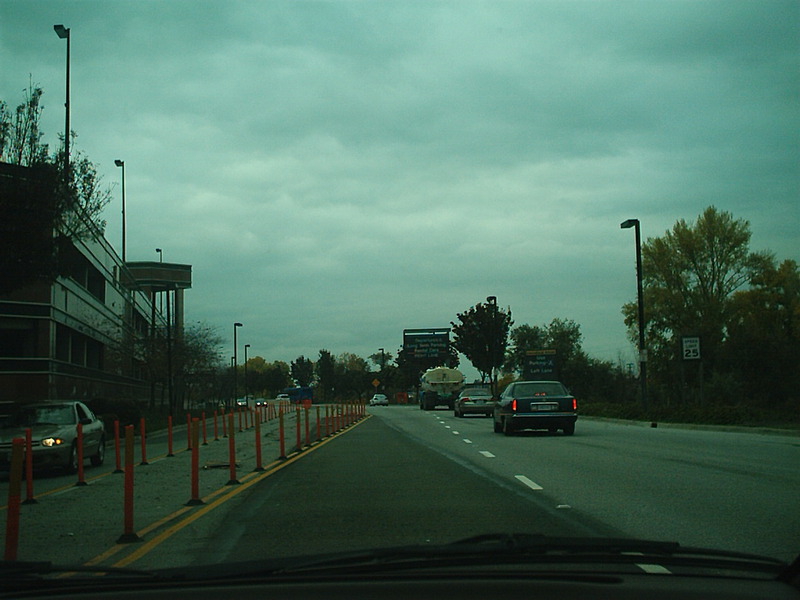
[
  {"xmin": 234, "ymin": 322, "xmax": 243, "ymax": 328},
  {"xmin": 245, "ymin": 344, "xmax": 250, "ymax": 349},
  {"xmin": 487, "ymin": 295, "xmax": 497, "ymax": 304},
  {"xmin": 620, "ymin": 219, "xmax": 639, "ymax": 229},
  {"xmin": 114, "ymin": 159, "xmax": 124, "ymax": 167},
  {"xmin": 54, "ymin": 24, "xmax": 70, "ymax": 39}
]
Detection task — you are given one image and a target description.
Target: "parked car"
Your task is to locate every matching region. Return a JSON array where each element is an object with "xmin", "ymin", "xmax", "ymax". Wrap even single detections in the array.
[
  {"xmin": 493, "ymin": 381, "xmax": 577, "ymax": 436},
  {"xmin": 369, "ymin": 394, "xmax": 389, "ymax": 406},
  {"xmin": 454, "ymin": 387, "xmax": 494, "ymax": 417},
  {"xmin": 0, "ymin": 401, "xmax": 106, "ymax": 472}
]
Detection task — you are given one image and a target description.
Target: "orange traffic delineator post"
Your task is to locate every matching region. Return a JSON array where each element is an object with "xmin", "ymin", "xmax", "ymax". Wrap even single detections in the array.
[
  {"xmin": 139, "ymin": 417, "xmax": 149, "ymax": 466},
  {"xmin": 315, "ymin": 406, "xmax": 321, "ymax": 442},
  {"xmin": 113, "ymin": 420, "xmax": 123, "ymax": 473},
  {"xmin": 324, "ymin": 405, "xmax": 330, "ymax": 437},
  {"xmin": 186, "ymin": 413, "xmax": 192, "ymax": 451},
  {"xmin": 75, "ymin": 422, "xmax": 87, "ymax": 486},
  {"xmin": 167, "ymin": 415, "xmax": 175, "ymax": 457},
  {"xmin": 118, "ymin": 425, "xmax": 141, "ymax": 543},
  {"xmin": 186, "ymin": 418, "xmax": 204, "ymax": 506},
  {"xmin": 304, "ymin": 407, "xmax": 311, "ymax": 447},
  {"xmin": 114, "ymin": 419, "xmax": 125, "ymax": 473},
  {"xmin": 253, "ymin": 413, "xmax": 264, "ymax": 471},
  {"xmin": 295, "ymin": 407, "xmax": 302, "ymax": 451},
  {"xmin": 279, "ymin": 411, "xmax": 286, "ymax": 459},
  {"xmin": 226, "ymin": 413, "xmax": 239, "ymax": 485},
  {"xmin": 23, "ymin": 428, "xmax": 36, "ymax": 505},
  {"xmin": 4, "ymin": 438, "xmax": 24, "ymax": 560}
]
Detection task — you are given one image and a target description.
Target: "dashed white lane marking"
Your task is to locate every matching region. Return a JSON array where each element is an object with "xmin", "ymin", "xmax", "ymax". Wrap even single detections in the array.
[
  {"xmin": 515, "ymin": 475, "xmax": 543, "ymax": 490},
  {"xmin": 463, "ymin": 439, "xmax": 473, "ymax": 444},
  {"xmin": 452, "ymin": 431, "xmax": 459, "ymax": 435},
  {"xmin": 479, "ymin": 451, "xmax": 495, "ymax": 458}
]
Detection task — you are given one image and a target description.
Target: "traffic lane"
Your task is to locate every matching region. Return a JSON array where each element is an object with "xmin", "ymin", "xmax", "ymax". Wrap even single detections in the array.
[
  {"xmin": 128, "ymin": 413, "xmax": 602, "ymax": 570},
  {"xmin": 370, "ymin": 406, "xmax": 800, "ymax": 562}
]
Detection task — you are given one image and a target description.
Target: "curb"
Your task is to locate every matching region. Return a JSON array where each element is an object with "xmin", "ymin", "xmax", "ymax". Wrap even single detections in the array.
[{"xmin": 579, "ymin": 415, "xmax": 800, "ymax": 437}]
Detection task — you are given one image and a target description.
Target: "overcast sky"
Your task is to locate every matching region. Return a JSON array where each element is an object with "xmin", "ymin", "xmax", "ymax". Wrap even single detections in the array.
[{"xmin": 2, "ymin": 1, "xmax": 798, "ymax": 379}]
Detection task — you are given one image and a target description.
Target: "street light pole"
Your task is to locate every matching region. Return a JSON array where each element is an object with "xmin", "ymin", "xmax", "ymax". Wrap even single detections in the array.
[
  {"xmin": 156, "ymin": 248, "xmax": 163, "ymax": 262},
  {"xmin": 53, "ymin": 24, "xmax": 70, "ymax": 180},
  {"xmin": 233, "ymin": 322, "xmax": 242, "ymax": 407},
  {"xmin": 114, "ymin": 160, "xmax": 126, "ymax": 262},
  {"xmin": 620, "ymin": 219, "xmax": 648, "ymax": 411},
  {"xmin": 487, "ymin": 295, "xmax": 497, "ymax": 397},
  {"xmin": 244, "ymin": 344, "xmax": 250, "ymax": 401}
]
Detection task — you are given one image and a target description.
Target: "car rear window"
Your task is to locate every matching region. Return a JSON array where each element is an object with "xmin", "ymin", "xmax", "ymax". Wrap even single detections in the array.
[{"xmin": 513, "ymin": 382, "xmax": 567, "ymax": 397}]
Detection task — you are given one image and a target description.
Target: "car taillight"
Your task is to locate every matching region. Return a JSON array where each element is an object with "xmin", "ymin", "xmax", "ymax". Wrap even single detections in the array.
[
  {"xmin": 511, "ymin": 399, "xmax": 517, "ymax": 411},
  {"xmin": 572, "ymin": 398, "xmax": 578, "ymax": 411}
]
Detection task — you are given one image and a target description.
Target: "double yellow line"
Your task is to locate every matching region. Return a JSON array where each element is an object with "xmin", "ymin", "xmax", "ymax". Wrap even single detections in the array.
[{"xmin": 83, "ymin": 415, "xmax": 371, "ymax": 571}]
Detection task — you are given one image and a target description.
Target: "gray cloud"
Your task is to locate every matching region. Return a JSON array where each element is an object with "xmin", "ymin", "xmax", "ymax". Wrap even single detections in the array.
[{"xmin": 2, "ymin": 0, "xmax": 797, "ymax": 378}]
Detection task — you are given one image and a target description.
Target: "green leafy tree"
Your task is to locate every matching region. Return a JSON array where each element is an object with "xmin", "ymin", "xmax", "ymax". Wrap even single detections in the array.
[
  {"xmin": 451, "ymin": 300, "xmax": 513, "ymax": 392},
  {"xmin": 724, "ymin": 259, "xmax": 800, "ymax": 407},
  {"xmin": 291, "ymin": 355, "xmax": 314, "ymax": 387},
  {"xmin": 504, "ymin": 323, "xmax": 547, "ymax": 374},
  {"xmin": 0, "ymin": 83, "xmax": 49, "ymax": 166},
  {"xmin": 623, "ymin": 207, "xmax": 772, "ymax": 375},
  {"xmin": 334, "ymin": 352, "xmax": 371, "ymax": 399},
  {"xmin": 315, "ymin": 349, "xmax": 336, "ymax": 402},
  {"xmin": 263, "ymin": 361, "xmax": 292, "ymax": 396},
  {"xmin": 1, "ymin": 84, "xmax": 111, "ymax": 294}
]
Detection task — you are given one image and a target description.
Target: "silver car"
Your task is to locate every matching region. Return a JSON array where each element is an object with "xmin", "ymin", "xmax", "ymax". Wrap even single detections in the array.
[
  {"xmin": 454, "ymin": 387, "xmax": 495, "ymax": 417},
  {"xmin": 369, "ymin": 394, "xmax": 389, "ymax": 406},
  {"xmin": 0, "ymin": 401, "xmax": 106, "ymax": 472}
]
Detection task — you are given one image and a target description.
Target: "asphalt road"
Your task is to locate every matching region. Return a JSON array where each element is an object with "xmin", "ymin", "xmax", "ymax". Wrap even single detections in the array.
[
  {"xmin": 2, "ymin": 404, "xmax": 798, "ymax": 573},
  {"xmin": 369, "ymin": 406, "xmax": 800, "ymax": 562}
]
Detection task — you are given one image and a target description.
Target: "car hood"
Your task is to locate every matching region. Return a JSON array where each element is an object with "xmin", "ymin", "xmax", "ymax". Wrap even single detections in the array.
[{"xmin": 0, "ymin": 424, "xmax": 74, "ymax": 442}]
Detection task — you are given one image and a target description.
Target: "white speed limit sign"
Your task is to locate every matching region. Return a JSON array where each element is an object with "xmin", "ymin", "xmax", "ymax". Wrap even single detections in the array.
[{"xmin": 682, "ymin": 336, "xmax": 701, "ymax": 360}]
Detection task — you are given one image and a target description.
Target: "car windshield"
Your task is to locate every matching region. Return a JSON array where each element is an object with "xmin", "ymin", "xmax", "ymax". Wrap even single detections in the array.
[
  {"xmin": 0, "ymin": 0, "xmax": 797, "ymax": 589},
  {"xmin": 7, "ymin": 406, "xmax": 75, "ymax": 428}
]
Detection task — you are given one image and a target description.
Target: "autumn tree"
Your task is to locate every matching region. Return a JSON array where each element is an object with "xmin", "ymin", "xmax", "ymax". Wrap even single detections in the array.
[
  {"xmin": 334, "ymin": 353, "xmax": 372, "ymax": 399},
  {"xmin": 315, "ymin": 349, "xmax": 336, "ymax": 402},
  {"xmin": 504, "ymin": 324, "xmax": 547, "ymax": 374},
  {"xmin": 1, "ymin": 84, "xmax": 111, "ymax": 294},
  {"xmin": 506, "ymin": 318, "xmax": 586, "ymax": 380},
  {"xmin": 451, "ymin": 299, "xmax": 513, "ymax": 393},
  {"xmin": 724, "ymin": 259, "xmax": 800, "ymax": 407},
  {"xmin": 290, "ymin": 355, "xmax": 314, "ymax": 386},
  {"xmin": 622, "ymin": 206, "xmax": 773, "ymax": 403}
]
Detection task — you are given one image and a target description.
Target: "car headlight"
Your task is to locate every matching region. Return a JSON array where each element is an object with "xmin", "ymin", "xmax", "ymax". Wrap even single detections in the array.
[{"xmin": 41, "ymin": 437, "xmax": 65, "ymax": 447}]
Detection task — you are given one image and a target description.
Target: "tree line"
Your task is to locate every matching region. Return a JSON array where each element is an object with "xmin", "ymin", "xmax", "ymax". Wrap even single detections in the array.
[{"xmin": 223, "ymin": 206, "xmax": 797, "ymax": 425}]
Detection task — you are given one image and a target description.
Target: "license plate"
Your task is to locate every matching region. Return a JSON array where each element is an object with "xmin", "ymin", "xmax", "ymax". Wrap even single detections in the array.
[{"xmin": 531, "ymin": 403, "xmax": 558, "ymax": 411}]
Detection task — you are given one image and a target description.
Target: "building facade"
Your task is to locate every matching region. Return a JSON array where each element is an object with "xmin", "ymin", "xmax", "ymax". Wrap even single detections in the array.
[{"xmin": 0, "ymin": 161, "xmax": 191, "ymax": 404}]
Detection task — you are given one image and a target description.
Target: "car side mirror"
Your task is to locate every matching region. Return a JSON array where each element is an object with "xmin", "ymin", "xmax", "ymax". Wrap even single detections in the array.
[{"xmin": 79, "ymin": 417, "xmax": 92, "ymax": 426}]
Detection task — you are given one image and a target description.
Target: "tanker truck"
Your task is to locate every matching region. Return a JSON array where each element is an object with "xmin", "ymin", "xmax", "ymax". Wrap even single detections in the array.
[{"xmin": 419, "ymin": 366, "xmax": 465, "ymax": 410}]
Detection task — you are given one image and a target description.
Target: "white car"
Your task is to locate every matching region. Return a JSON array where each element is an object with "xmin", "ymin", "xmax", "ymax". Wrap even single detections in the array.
[{"xmin": 369, "ymin": 394, "xmax": 389, "ymax": 406}]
